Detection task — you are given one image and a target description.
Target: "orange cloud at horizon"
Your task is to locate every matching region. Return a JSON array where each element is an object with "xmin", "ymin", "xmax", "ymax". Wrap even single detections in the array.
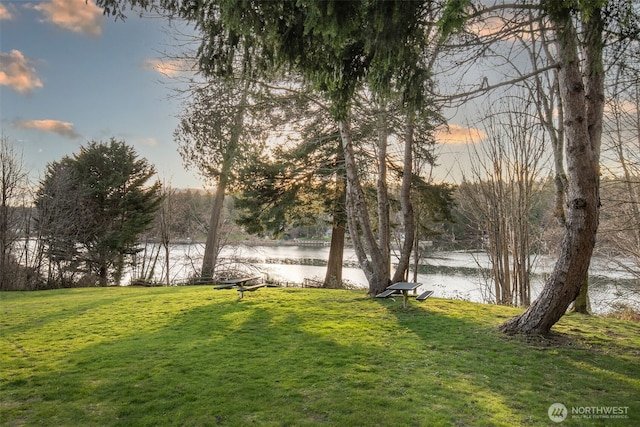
[
  {"xmin": 0, "ymin": 50, "xmax": 43, "ymax": 94},
  {"xmin": 143, "ymin": 58, "xmax": 195, "ymax": 77},
  {"xmin": 604, "ymin": 99, "xmax": 638, "ymax": 116},
  {"xmin": 469, "ymin": 17, "xmax": 507, "ymax": 38},
  {"xmin": 14, "ymin": 119, "xmax": 81, "ymax": 140},
  {"xmin": 468, "ymin": 13, "xmax": 537, "ymax": 42},
  {"xmin": 0, "ymin": 4, "xmax": 14, "ymax": 20},
  {"xmin": 32, "ymin": 0, "xmax": 104, "ymax": 37},
  {"xmin": 435, "ymin": 124, "xmax": 486, "ymax": 145}
]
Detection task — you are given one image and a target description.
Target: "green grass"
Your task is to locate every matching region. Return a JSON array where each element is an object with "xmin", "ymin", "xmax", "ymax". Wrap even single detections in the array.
[{"xmin": 1, "ymin": 287, "xmax": 639, "ymax": 426}]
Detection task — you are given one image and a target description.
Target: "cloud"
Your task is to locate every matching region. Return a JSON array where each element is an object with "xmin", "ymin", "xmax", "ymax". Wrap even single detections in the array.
[
  {"xmin": 31, "ymin": 0, "xmax": 105, "ymax": 37},
  {"xmin": 468, "ymin": 14, "xmax": 538, "ymax": 42},
  {"xmin": 469, "ymin": 17, "xmax": 507, "ymax": 38},
  {"xmin": 604, "ymin": 99, "xmax": 637, "ymax": 116},
  {"xmin": 13, "ymin": 119, "xmax": 81, "ymax": 140},
  {"xmin": 0, "ymin": 50, "xmax": 44, "ymax": 94},
  {"xmin": 136, "ymin": 137, "xmax": 159, "ymax": 147},
  {"xmin": 0, "ymin": 4, "xmax": 15, "ymax": 20},
  {"xmin": 143, "ymin": 58, "xmax": 194, "ymax": 77},
  {"xmin": 435, "ymin": 124, "xmax": 486, "ymax": 145}
]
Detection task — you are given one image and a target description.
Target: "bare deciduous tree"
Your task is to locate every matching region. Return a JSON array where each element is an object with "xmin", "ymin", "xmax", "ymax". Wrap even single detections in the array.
[
  {"xmin": 460, "ymin": 93, "xmax": 548, "ymax": 306},
  {"xmin": 0, "ymin": 134, "xmax": 34, "ymax": 290},
  {"xmin": 598, "ymin": 40, "xmax": 640, "ymax": 285}
]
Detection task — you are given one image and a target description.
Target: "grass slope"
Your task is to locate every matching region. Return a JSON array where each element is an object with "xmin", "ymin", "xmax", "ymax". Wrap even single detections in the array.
[{"xmin": 1, "ymin": 287, "xmax": 639, "ymax": 426}]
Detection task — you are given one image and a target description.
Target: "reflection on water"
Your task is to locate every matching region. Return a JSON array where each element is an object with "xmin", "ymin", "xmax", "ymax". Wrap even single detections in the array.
[{"xmin": 128, "ymin": 243, "xmax": 639, "ymax": 314}]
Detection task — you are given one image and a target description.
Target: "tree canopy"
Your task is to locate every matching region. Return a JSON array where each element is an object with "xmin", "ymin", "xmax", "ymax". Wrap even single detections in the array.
[
  {"xmin": 36, "ymin": 139, "xmax": 162, "ymax": 287},
  {"xmin": 95, "ymin": 0, "xmax": 640, "ymax": 334}
]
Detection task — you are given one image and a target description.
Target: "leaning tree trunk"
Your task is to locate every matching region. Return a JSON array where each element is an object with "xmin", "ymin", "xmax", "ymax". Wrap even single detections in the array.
[
  {"xmin": 500, "ymin": 5, "xmax": 603, "ymax": 335},
  {"xmin": 392, "ymin": 113, "xmax": 416, "ymax": 283},
  {"xmin": 200, "ymin": 81, "xmax": 249, "ymax": 280},
  {"xmin": 201, "ymin": 176, "xmax": 229, "ymax": 280},
  {"xmin": 338, "ymin": 117, "xmax": 389, "ymax": 295}
]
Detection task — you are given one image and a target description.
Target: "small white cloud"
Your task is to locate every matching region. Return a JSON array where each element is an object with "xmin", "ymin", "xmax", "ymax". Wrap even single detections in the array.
[
  {"xmin": 0, "ymin": 50, "xmax": 44, "ymax": 94},
  {"xmin": 136, "ymin": 137, "xmax": 159, "ymax": 147},
  {"xmin": 143, "ymin": 58, "xmax": 194, "ymax": 77},
  {"xmin": 13, "ymin": 119, "xmax": 81, "ymax": 140},
  {"xmin": 31, "ymin": 0, "xmax": 105, "ymax": 37},
  {"xmin": 435, "ymin": 124, "xmax": 486, "ymax": 145}
]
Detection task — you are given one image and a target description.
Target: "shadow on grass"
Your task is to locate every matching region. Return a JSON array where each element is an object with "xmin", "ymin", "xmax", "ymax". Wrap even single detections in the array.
[
  {"xmin": 2, "ymin": 292, "xmax": 124, "ymax": 337},
  {"xmin": 5, "ymin": 294, "xmax": 427, "ymax": 426},
  {"xmin": 3, "ymin": 288, "xmax": 638, "ymax": 427},
  {"xmin": 376, "ymin": 297, "xmax": 640, "ymax": 426}
]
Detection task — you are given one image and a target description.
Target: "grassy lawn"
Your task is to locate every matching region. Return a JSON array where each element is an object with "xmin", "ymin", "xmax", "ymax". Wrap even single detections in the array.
[{"xmin": 1, "ymin": 287, "xmax": 639, "ymax": 426}]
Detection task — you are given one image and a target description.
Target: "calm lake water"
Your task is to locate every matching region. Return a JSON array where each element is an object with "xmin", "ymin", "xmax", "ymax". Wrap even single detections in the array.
[{"xmin": 128, "ymin": 243, "xmax": 639, "ymax": 314}]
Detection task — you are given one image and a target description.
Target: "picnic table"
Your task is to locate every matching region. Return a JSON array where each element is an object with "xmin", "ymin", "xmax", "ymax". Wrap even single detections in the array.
[
  {"xmin": 375, "ymin": 282, "xmax": 433, "ymax": 308},
  {"xmin": 214, "ymin": 276, "xmax": 265, "ymax": 300}
]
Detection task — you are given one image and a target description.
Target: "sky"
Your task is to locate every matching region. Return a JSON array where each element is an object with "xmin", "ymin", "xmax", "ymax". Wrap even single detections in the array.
[
  {"xmin": 0, "ymin": 0, "xmax": 205, "ymax": 188},
  {"xmin": 1, "ymin": 0, "xmax": 480, "ymax": 190}
]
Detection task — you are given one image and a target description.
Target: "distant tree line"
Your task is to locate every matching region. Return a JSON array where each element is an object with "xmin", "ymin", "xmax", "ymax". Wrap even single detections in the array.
[{"xmin": 3, "ymin": 129, "xmax": 640, "ymax": 295}]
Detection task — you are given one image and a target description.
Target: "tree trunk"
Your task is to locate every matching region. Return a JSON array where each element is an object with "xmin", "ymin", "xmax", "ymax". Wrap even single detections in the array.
[
  {"xmin": 412, "ymin": 233, "xmax": 420, "ymax": 283},
  {"xmin": 546, "ymin": 78, "xmax": 568, "ymax": 227},
  {"xmin": 376, "ymin": 112, "xmax": 391, "ymax": 277},
  {"xmin": 99, "ymin": 262, "xmax": 108, "ymax": 287},
  {"xmin": 0, "ymin": 200, "xmax": 8, "ymax": 290},
  {"xmin": 572, "ymin": 275, "xmax": 590, "ymax": 314},
  {"xmin": 200, "ymin": 176, "xmax": 228, "ymax": 279},
  {"xmin": 500, "ymin": 6, "xmax": 603, "ymax": 335},
  {"xmin": 200, "ymin": 80, "xmax": 249, "ymax": 279},
  {"xmin": 114, "ymin": 253, "xmax": 124, "ymax": 286},
  {"xmin": 392, "ymin": 113, "xmax": 416, "ymax": 283},
  {"xmin": 164, "ymin": 242, "xmax": 170, "ymax": 286},
  {"xmin": 338, "ymin": 117, "xmax": 389, "ymax": 295},
  {"xmin": 324, "ymin": 167, "xmax": 346, "ymax": 288},
  {"xmin": 324, "ymin": 225, "xmax": 345, "ymax": 288}
]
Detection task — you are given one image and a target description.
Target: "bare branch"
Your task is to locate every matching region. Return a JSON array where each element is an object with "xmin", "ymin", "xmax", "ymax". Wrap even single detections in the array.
[{"xmin": 433, "ymin": 62, "xmax": 559, "ymax": 104}]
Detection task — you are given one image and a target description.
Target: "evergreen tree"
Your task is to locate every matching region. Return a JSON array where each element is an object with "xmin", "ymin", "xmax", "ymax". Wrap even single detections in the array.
[{"xmin": 36, "ymin": 139, "xmax": 162, "ymax": 287}]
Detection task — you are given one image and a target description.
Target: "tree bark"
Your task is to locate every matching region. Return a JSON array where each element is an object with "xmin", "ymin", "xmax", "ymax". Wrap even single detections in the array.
[
  {"xmin": 376, "ymin": 112, "xmax": 391, "ymax": 276},
  {"xmin": 572, "ymin": 276, "xmax": 590, "ymax": 314},
  {"xmin": 339, "ymin": 117, "xmax": 389, "ymax": 295},
  {"xmin": 324, "ymin": 224, "xmax": 345, "ymax": 288},
  {"xmin": 324, "ymin": 164, "xmax": 347, "ymax": 288},
  {"xmin": 201, "ymin": 174, "xmax": 229, "ymax": 279},
  {"xmin": 392, "ymin": 113, "xmax": 416, "ymax": 283},
  {"xmin": 201, "ymin": 80, "xmax": 249, "ymax": 279},
  {"xmin": 500, "ymin": 5, "xmax": 603, "ymax": 335}
]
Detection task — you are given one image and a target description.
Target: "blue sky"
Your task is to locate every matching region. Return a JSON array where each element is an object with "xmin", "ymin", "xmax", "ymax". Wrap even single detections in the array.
[
  {"xmin": 1, "ymin": 0, "xmax": 202, "ymax": 188},
  {"xmin": 1, "ymin": 0, "xmax": 485, "ymax": 190}
]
